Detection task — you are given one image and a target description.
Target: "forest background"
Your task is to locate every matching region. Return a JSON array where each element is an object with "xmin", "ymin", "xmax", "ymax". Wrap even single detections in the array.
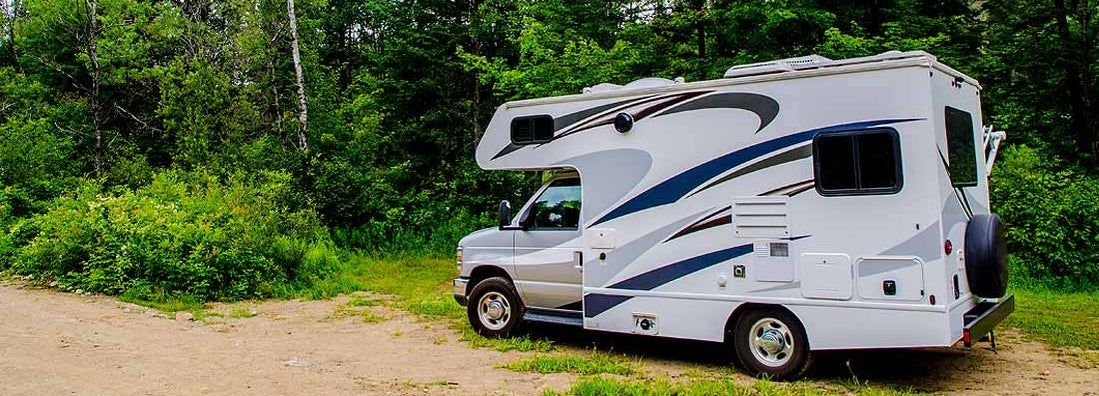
[{"xmin": 1, "ymin": 0, "xmax": 1097, "ymax": 303}]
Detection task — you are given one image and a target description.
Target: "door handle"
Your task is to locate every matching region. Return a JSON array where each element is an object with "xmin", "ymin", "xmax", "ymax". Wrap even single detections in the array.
[{"xmin": 574, "ymin": 251, "xmax": 583, "ymax": 271}]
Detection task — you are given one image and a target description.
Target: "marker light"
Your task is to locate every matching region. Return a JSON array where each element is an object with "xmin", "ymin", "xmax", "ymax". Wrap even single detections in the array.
[
  {"xmin": 456, "ymin": 248, "xmax": 463, "ymax": 273},
  {"xmin": 944, "ymin": 239, "xmax": 953, "ymax": 255}
]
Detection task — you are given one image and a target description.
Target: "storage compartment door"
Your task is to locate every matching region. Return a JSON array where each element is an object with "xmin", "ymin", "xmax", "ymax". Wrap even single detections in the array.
[
  {"xmin": 800, "ymin": 253, "xmax": 853, "ymax": 300},
  {"xmin": 856, "ymin": 256, "xmax": 925, "ymax": 302}
]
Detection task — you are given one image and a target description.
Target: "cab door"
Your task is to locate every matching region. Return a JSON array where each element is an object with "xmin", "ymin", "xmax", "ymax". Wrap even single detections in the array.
[{"xmin": 512, "ymin": 177, "xmax": 584, "ymax": 312}]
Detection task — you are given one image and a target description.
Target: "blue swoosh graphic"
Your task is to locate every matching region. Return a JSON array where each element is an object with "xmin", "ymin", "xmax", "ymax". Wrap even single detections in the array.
[
  {"xmin": 590, "ymin": 118, "xmax": 922, "ymax": 226},
  {"xmin": 582, "ymin": 244, "xmax": 754, "ymax": 318},
  {"xmin": 608, "ymin": 244, "xmax": 753, "ymax": 290}
]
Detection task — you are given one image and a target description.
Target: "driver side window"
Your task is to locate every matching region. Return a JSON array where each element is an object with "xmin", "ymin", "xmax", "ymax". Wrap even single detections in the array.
[{"xmin": 529, "ymin": 178, "xmax": 581, "ymax": 229}]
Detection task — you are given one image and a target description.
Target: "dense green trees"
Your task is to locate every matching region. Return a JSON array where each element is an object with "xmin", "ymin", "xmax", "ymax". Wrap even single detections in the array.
[{"xmin": 0, "ymin": 0, "xmax": 1096, "ymax": 298}]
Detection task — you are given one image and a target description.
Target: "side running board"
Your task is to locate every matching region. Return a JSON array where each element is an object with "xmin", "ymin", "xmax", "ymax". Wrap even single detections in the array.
[{"xmin": 523, "ymin": 309, "xmax": 583, "ymax": 327}]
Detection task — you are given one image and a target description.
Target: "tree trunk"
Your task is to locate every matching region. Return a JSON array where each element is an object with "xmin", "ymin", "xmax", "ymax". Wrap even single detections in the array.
[
  {"xmin": 693, "ymin": 0, "xmax": 705, "ymax": 58},
  {"xmin": 2, "ymin": 0, "xmax": 22, "ymax": 68},
  {"xmin": 1053, "ymin": 0, "xmax": 1098, "ymax": 164},
  {"xmin": 287, "ymin": 0, "xmax": 308, "ymax": 152},
  {"xmin": 85, "ymin": 0, "xmax": 103, "ymax": 174}
]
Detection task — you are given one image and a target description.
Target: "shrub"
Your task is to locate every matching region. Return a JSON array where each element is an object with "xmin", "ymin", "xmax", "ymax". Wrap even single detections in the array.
[
  {"xmin": 990, "ymin": 145, "xmax": 1099, "ymax": 291},
  {"xmin": 8, "ymin": 170, "xmax": 339, "ymax": 301}
]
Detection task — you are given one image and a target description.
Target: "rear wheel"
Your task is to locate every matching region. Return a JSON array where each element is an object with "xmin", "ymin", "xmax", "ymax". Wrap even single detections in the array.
[
  {"xmin": 467, "ymin": 277, "xmax": 524, "ymax": 337},
  {"xmin": 732, "ymin": 308, "xmax": 811, "ymax": 380}
]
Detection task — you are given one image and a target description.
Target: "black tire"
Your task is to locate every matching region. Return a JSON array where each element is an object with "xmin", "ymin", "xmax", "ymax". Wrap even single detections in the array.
[
  {"xmin": 965, "ymin": 213, "xmax": 1009, "ymax": 298},
  {"xmin": 466, "ymin": 276, "xmax": 524, "ymax": 337},
  {"xmin": 731, "ymin": 308, "xmax": 812, "ymax": 380}
]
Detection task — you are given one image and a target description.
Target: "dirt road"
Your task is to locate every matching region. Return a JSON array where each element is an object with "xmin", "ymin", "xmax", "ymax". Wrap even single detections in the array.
[{"xmin": 2, "ymin": 282, "xmax": 1096, "ymax": 395}]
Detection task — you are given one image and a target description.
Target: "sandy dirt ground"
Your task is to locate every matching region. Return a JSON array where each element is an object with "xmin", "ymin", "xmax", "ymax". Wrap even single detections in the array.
[{"xmin": 1, "ymin": 281, "xmax": 1096, "ymax": 395}]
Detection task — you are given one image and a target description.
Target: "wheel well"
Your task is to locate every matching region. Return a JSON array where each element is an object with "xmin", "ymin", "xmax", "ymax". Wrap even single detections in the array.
[
  {"xmin": 723, "ymin": 303, "xmax": 800, "ymax": 343},
  {"xmin": 467, "ymin": 265, "xmax": 512, "ymax": 295}
]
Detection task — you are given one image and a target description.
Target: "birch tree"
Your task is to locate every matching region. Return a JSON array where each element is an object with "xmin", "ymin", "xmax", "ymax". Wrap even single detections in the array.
[{"xmin": 287, "ymin": 0, "xmax": 307, "ymax": 151}]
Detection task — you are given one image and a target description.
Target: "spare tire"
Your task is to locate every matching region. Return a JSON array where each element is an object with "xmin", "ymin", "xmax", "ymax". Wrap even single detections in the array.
[{"xmin": 964, "ymin": 213, "xmax": 1009, "ymax": 298}]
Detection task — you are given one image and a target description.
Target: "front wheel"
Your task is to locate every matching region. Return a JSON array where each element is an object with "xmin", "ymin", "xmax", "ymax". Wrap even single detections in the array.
[
  {"xmin": 467, "ymin": 277, "xmax": 524, "ymax": 337},
  {"xmin": 732, "ymin": 308, "xmax": 812, "ymax": 380}
]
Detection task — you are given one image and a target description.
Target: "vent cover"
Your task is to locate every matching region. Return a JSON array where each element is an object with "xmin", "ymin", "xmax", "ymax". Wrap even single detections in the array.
[{"xmin": 733, "ymin": 196, "xmax": 790, "ymax": 238}]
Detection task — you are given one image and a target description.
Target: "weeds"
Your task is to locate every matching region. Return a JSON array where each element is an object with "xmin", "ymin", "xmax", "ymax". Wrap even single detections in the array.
[
  {"xmin": 230, "ymin": 307, "xmax": 257, "ymax": 319},
  {"xmin": 457, "ymin": 327, "xmax": 555, "ymax": 353},
  {"xmin": 502, "ymin": 350, "xmax": 635, "ymax": 375}
]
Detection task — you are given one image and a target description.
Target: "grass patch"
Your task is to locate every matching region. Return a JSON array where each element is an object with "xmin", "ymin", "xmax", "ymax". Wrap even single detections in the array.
[
  {"xmin": 358, "ymin": 310, "xmax": 385, "ymax": 323},
  {"xmin": 117, "ymin": 290, "xmax": 217, "ymax": 319},
  {"xmin": 546, "ymin": 376, "xmax": 917, "ymax": 396},
  {"xmin": 285, "ymin": 254, "xmax": 464, "ymax": 320},
  {"xmin": 1004, "ymin": 288, "xmax": 1099, "ymax": 350},
  {"xmin": 333, "ymin": 303, "xmax": 387, "ymax": 324},
  {"xmin": 502, "ymin": 351, "xmax": 635, "ymax": 375},
  {"xmin": 346, "ymin": 296, "xmax": 382, "ymax": 307},
  {"xmin": 230, "ymin": 307, "xmax": 257, "ymax": 319},
  {"xmin": 457, "ymin": 327, "xmax": 556, "ymax": 352}
]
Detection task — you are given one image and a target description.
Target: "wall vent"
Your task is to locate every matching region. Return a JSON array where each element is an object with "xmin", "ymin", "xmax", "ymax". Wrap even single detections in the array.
[{"xmin": 733, "ymin": 196, "xmax": 790, "ymax": 238}]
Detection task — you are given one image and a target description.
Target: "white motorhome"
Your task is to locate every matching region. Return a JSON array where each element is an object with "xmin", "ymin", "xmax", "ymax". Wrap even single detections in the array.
[{"xmin": 453, "ymin": 51, "xmax": 1013, "ymax": 379}]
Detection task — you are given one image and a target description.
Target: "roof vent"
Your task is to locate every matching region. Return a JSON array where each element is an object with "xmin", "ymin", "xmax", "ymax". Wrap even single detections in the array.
[
  {"xmin": 582, "ymin": 83, "xmax": 623, "ymax": 94},
  {"xmin": 583, "ymin": 77, "xmax": 685, "ymax": 94},
  {"xmin": 623, "ymin": 77, "xmax": 684, "ymax": 89},
  {"xmin": 723, "ymin": 55, "xmax": 833, "ymax": 78}
]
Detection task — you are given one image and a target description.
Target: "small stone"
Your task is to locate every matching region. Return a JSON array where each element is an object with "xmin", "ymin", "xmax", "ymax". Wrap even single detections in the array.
[
  {"xmin": 284, "ymin": 358, "xmax": 316, "ymax": 367},
  {"xmin": 175, "ymin": 312, "xmax": 195, "ymax": 322},
  {"xmin": 1041, "ymin": 370, "xmax": 1052, "ymax": 376},
  {"xmin": 49, "ymin": 281, "xmax": 58, "ymax": 288},
  {"xmin": 74, "ymin": 289, "xmax": 84, "ymax": 295}
]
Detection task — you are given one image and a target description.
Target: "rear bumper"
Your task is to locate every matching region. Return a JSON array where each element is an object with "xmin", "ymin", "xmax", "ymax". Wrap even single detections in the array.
[
  {"xmin": 453, "ymin": 277, "xmax": 469, "ymax": 306},
  {"xmin": 963, "ymin": 294, "xmax": 1014, "ymax": 347}
]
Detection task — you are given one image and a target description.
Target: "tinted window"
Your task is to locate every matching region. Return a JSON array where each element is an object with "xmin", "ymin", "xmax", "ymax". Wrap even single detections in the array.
[
  {"xmin": 816, "ymin": 134, "xmax": 857, "ymax": 191},
  {"xmin": 814, "ymin": 128, "xmax": 902, "ymax": 195},
  {"xmin": 511, "ymin": 115, "xmax": 554, "ymax": 145},
  {"xmin": 530, "ymin": 178, "xmax": 581, "ymax": 229},
  {"xmin": 857, "ymin": 132, "xmax": 899, "ymax": 189},
  {"xmin": 945, "ymin": 107, "xmax": 978, "ymax": 187}
]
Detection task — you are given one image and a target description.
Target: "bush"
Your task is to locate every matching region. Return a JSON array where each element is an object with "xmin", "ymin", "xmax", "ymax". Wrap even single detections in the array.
[
  {"xmin": 991, "ymin": 145, "xmax": 1099, "ymax": 291},
  {"xmin": 7, "ymin": 170, "xmax": 339, "ymax": 301}
]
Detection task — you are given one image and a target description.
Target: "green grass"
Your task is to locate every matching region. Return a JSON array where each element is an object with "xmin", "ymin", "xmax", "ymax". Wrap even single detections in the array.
[
  {"xmin": 457, "ymin": 327, "xmax": 556, "ymax": 352},
  {"xmin": 229, "ymin": 307, "xmax": 257, "ymax": 319},
  {"xmin": 502, "ymin": 351, "xmax": 635, "ymax": 375},
  {"xmin": 285, "ymin": 253, "xmax": 464, "ymax": 319},
  {"xmin": 545, "ymin": 376, "xmax": 917, "ymax": 396},
  {"xmin": 1005, "ymin": 288, "xmax": 1099, "ymax": 350},
  {"xmin": 346, "ymin": 296, "xmax": 382, "ymax": 307},
  {"xmin": 117, "ymin": 290, "xmax": 214, "ymax": 319}
]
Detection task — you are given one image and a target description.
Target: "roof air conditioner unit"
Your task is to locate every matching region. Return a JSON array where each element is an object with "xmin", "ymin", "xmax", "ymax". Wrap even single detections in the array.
[{"xmin": 723, "ymin": 55, "xmax": 833, "ymax": 78}]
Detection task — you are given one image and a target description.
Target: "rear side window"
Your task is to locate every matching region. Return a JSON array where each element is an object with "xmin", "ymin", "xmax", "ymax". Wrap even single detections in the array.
[
  {"xmin": 945, "ymin": 107, "xmax": 978, "ymax": 187},
  {"xmin": 511, "ymin": 115, "xmax": 554, "ymax": 145},
  {"xmin": 813, "ymin": 128, "xmax": 903, "ymax": 196}
]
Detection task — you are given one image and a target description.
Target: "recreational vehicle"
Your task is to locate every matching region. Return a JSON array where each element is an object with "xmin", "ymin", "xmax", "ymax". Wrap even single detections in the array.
[{"xmin": 453, "ymin": 51, "xmax": 1013, "ymax": 379}]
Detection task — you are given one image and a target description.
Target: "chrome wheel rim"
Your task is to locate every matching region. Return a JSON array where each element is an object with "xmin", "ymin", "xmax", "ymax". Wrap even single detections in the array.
[
  {"xmin": 749, "ymin": 317, "xmax": 795, "ymax": 367},
  {"xmin": 477, "ymin": 291, "xmax": 511, "ymax": 331}
]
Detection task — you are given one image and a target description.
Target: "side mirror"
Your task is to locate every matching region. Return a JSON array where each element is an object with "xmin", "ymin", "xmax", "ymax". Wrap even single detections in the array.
[{"xmin": 498, "ymin": 200, "xmax": 511, "ymax": 229}]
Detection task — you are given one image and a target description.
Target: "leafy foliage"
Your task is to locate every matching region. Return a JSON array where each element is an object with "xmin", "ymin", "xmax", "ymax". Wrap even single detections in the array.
[
  {"xmin": 991, "ymin": 146, "xmax": 1099, "ymax": 290},
  {"xmin": 0, "ymin": 0, "xmax": 1096, "ymax": 298},
  {"xmin": 7, "ymin": 170, "xmax": 338, "ymax": 301}
]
